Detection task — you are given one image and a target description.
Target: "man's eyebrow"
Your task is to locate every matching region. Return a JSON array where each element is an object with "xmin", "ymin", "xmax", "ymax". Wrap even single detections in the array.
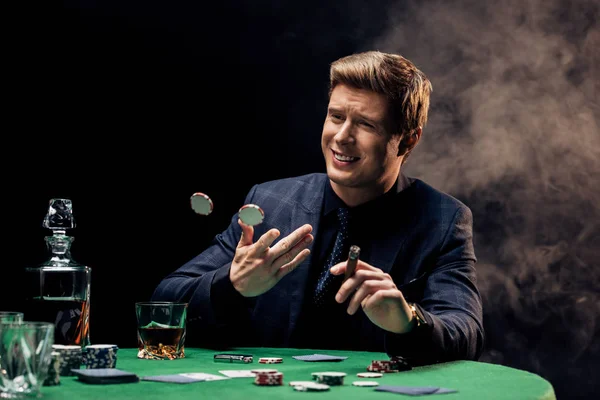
[
  {"xmin": 360, "ymin": 115, "xmax": 379, "ymax": 125},
  {"xmin": 327, "ymin": 106, "xmax": 380, "ymax": 125}
]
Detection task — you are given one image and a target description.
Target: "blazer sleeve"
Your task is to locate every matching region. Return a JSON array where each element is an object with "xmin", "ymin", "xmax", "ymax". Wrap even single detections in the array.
[
  {"xmin": 150, "ymin": 185, "xmax": 259, "ymax": 343},
  {"xmin": 384, "ymin": 205, "xmax": 485, "ymax": 365}
]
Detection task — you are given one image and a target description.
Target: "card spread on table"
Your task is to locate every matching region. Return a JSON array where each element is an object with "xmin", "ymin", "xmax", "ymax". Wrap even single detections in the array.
[
  {"xmin": 375, "ymin": 385, "xmax": 458, "ymax": 395},
  {"xmin": 180, "ymin": 372, "xmax": 230, "ymax": 381},
  {"xmin": 71, "ymin": 368, "xmax": 139, "ymax": 384},
  {"xmin": 219, "ymin": 370, "xmax": 256, "ymax": 378},
  {"xmin": 292, "ymin": 354, "xmax": 348, "ymax": 362},
  {"xmin": 142, "ymin": 375, "xmax": 201, "ymax": 384},
  {"xmin": 142, "ymin": 372, "xmax": 229, "ymax": 384}
]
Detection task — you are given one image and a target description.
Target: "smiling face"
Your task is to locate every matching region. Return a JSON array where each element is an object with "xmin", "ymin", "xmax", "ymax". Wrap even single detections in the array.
[{"xmin": 321, "ymin": 84, "xmax": 403, "ymax": 206}]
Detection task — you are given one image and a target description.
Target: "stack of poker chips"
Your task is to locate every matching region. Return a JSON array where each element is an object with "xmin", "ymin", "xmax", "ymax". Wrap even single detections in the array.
[
  {"xmin": 83, "ymin": 345, "xmax": 119, "ymax": 369},
  {"xmin": 311, "ymin": 371, "xmax": 346, "ymax": 386},
  {"xmin": 389, "ymin": 355, "xmax": 412, "ymax": 371},
  {"xmin": 51, "ymin": 345, "xmax": 83, "ymax": 376},
  {"xmin": 252, "ymin": 369, "xmax": 284, "ymax": 386},
  {"xmin": 43, "ymin": 351, "xmax": 61, "ymax": 386},
  {"xmin": 367, "ymin": 356, "xmax": 412, "ymax": 373}
]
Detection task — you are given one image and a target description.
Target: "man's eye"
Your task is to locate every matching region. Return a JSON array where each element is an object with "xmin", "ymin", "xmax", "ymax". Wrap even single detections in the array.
[
  {"xmin": 360, "ymin": 121, "xmax": 374, "ymax": 128},
  {"xmin": 331, "ymin": 114, "xmax": 343, "ymax": 121}
]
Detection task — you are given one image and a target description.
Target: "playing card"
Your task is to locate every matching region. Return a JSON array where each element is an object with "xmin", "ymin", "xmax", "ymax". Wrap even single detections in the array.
[
  {"xmin": 71, "ymin": 368, "xmax": 139, "ymax": 384},
  {"xmin": 292, "ymin": 354, "xmax": 348, "ymax": 362},
  {"xmin": 431, "ymin": 388, "xmax": 458, "ymax": 394},
  {"xmin": 179, "ymin": 372, "xmax": 230, "ymax": 381},
  {"xmin": 375, "ymin": 385, "xmax": 458, "ymax": 395},
  {"xmin": 142, "ymin": 375, "xmax": 202, "ymax": 384},
  {"xmin": 219, "ymin": 370, "xmax": 256, "ymax": 378}
]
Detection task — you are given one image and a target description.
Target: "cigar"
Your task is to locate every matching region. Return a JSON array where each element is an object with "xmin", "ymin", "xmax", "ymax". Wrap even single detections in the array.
[{"xmin": 344, "ymin": 245, "xmax": 361, "ymax": 281}]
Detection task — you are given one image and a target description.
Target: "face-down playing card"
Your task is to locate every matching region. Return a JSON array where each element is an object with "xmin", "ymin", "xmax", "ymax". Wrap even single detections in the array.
[{"xmin": 71, "ymin": 369, "xmax": 139, "ymax": 384}]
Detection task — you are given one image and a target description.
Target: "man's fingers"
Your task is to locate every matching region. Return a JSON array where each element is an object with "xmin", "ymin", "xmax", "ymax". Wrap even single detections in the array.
[
  {"xmin": 274, "ymin": 248, "xmax": 311, "ymax": 280},
  {"xmin": 237, "ymin": 219, "xmax": 255, "ymax": 247},
  {"xmin": 330, "ymin": 259, "xmax": 374, "ymax": 275},
  {"xmin": 347, "ymin": 282, "xmax": 379, "ymax": 315},
  {"xmin": 329, "ymin": 261, "xmax": 346, "ymax": 276},
  {"xmin": 269, "ymin": 224, "xmax": 313, "ymax": 260},
  {"xmin": 334, "ymin": 269, "xmax": 381, "ymax": 304},
  {"xmin": 271, "ymin": 234, "xmax": 314, "ymax": 272},
  {"xmin": 348, "ymin": 282, "xmax": 399, "ymax": 315},
  {"xmin": 252, "ymin": 229, "xmax": 281, "ymax": 255}
]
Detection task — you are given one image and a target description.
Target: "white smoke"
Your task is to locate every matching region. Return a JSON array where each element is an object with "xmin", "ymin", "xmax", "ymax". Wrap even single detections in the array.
[{"xmin": 370, "ymin": 0, "xmax": 600, "ymax": 397}]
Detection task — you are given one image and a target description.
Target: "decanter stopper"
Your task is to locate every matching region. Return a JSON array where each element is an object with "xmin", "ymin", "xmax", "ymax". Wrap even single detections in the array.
[{"xmin": 43, "ymin": 199, "xmax": 75, "ymax": 233}]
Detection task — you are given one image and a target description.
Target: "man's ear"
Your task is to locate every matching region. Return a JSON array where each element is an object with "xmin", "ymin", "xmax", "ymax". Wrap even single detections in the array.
[{"xmin": 397, "ymin": 127, "xmax": 422, "ymax": 156}]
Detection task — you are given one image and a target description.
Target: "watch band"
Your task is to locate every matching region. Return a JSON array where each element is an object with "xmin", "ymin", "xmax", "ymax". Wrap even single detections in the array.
[{"xmin": 409, "ymin": 303, "xmax": 427, "ymax": 328}]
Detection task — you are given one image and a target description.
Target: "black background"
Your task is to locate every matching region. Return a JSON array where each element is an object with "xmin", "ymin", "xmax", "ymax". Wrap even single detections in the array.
[{"xmin": 3, "ymin": 1, "xmax": 599, "ymax": 399}]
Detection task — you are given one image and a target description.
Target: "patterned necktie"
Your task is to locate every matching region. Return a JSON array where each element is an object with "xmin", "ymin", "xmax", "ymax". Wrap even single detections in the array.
[{"xmin": 313, "ymin": 207, "xmax": 350, "ymax": 307}]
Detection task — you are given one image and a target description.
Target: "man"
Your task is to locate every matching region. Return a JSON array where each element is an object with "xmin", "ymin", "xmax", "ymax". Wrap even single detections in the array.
[{"xmin": 152, "ymin": 50, "xmax": 484, "ymax": 365}]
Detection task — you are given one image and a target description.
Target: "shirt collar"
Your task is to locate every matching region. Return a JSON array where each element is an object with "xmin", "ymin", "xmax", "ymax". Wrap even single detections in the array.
[
  {"xmin": 323, "ymin": 172, "xmax": 412, "ymax": 217},
  {"xmin": 324, "ymin": 180, "xmax": 346, "ymax": 217}
]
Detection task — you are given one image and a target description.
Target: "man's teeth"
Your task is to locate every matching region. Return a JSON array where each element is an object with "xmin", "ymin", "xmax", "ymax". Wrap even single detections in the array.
[{"xmin": 334, "ymin": 153, "xmax": 357, "ymax": 162}]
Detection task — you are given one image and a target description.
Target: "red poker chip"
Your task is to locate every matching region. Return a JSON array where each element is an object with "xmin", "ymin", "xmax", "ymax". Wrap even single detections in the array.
[
  {"xmin": 371, "ymin": 360, "xmax": 391, "ymax": 365},
  {"xmin": 256, "ymin": 372, "xmax": 283, "ymax": 379},
  {"xmin": 255, "ymin": 373, "xmax": 283, "ymax": 385},
  {"xmin": 251, "ymin": 368, "xmax": 278, "ymax": 374}
]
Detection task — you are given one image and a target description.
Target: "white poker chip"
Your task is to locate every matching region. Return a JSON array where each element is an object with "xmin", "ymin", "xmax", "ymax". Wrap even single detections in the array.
[
  {"xmin": 238, "ymin": 204, "xmax": 264, "ymax": 226},
  {"xmin": 289, "ymin": 381, "xmax": 316, "ymax": 387},
  {"xmin": 190, "ymin": 192, "xmax": 213, "ymax": 215},
  {"xmin": 311, "ymin": 371, "xmax": 347, "ymax": 377},
  {"xmin": 54, "ymin": 345, "xmax": 81, "ymax": 350},
  {"xmin": 356, "ymin": 372, "xmax": 383, "ymax": 378},
  {"xmin": 293, "ymin": 382, "xmax": 330, "ymax": 391},
  {"xmin": 85, "ymin": 344, "xmax": 117, "ymax": 350},
  {"xmin": 352, "ymin": 380, "xmax": 380, "ymax": 387}
]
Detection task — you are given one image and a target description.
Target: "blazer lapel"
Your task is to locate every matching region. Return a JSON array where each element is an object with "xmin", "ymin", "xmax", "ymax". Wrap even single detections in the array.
[{"xmin": 285, "ymin": 177, "xmax": 326, "ymax": 335}]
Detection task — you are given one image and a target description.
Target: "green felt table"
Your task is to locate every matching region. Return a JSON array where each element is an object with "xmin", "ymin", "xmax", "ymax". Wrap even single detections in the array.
[{"xmin": 40, "ymin": 348, "xmax": 556, "ymax": 400}]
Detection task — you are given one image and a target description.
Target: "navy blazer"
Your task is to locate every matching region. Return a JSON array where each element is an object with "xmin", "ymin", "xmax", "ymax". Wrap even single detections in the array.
[{"xmin": 152, "ymin": 173, "xmax": 484, "ymax": 364}]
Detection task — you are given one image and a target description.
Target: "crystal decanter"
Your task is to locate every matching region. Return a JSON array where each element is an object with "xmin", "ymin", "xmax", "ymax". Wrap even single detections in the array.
[{"xmin": 24, "ymin": 198, "xmax": 91, "ymax": 347}]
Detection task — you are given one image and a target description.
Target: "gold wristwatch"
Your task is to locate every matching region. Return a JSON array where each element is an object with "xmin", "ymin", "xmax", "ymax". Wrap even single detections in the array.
[{"xmin": 409, "ymin": 303, "xmax": 427, "ymax": 328}]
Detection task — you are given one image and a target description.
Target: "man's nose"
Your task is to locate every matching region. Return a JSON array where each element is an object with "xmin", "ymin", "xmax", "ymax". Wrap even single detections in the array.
[{"xmin": 335, "ymin": 120, "xmax": 355, "ymax": 143}]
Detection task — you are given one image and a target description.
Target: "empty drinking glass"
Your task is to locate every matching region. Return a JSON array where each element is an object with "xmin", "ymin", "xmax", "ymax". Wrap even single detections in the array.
[{"xmin": 0, "ymin": 321, "xmax": 55, "ymax": 398}]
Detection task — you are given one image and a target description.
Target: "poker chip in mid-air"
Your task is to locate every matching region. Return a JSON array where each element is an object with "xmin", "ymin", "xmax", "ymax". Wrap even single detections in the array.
[
  {"xmin": 190, "ymin": 192, "xmax": 213, "ymax": 216},
  {"xmin": 239, "ymin": 204, "xmax": 264, "ymax": 226},
  {"xmin": 258, "ymin": 357, "xmax": 282, "ymax": 364}
]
